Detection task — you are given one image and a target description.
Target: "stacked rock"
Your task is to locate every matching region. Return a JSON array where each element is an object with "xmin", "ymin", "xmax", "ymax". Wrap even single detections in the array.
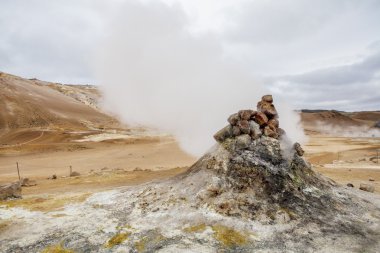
[{"xmin": 214, "ymin": 95, "xmax": 286, "ymax": 143}]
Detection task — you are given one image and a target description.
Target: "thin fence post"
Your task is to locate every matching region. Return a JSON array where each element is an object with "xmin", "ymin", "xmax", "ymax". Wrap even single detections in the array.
[
  {"xmin": 16, "ymin": 162, "xmax": 21, "ymax": 181},
  {"xmin": 70, "ymin": 165, "xmax": 72, "ymax": 176}
]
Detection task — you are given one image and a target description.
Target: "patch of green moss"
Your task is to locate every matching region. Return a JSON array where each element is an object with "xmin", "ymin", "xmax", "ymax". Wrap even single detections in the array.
[
  {"xmin": 212, "ymin": 225, "xmax": 248, "ymax": 247},
  {"xmin": 41, "ymin": 243, "xmax": 74, "ymax": 253},
  {"xmin": 105, "ymin": 232, "xmax": 130, "ymax": 248},
  {"xmin": 183, "ymin": 223, "xmax": 207, "ymax": 233}
]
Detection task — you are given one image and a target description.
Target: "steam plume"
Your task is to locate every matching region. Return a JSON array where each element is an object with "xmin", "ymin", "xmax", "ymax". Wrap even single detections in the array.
[{"xmin": 94, "ymin": 1, "xmax": 305, "ymax": 156}]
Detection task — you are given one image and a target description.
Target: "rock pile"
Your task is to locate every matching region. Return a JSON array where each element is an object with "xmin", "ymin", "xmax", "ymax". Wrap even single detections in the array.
[
  {"xmin": 214, "ymin": 95, "xmax": 285, "ymax": 143},
  {"xmin": 0, "ymin": 182, "xmax": 21, "ymax": 200}
]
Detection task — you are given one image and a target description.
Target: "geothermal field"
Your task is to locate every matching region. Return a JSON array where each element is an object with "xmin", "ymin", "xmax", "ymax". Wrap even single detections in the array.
[
  {"xmin": 1, "ymin": 1, "xmax": 380, "ymax": 252},
  {"xmin": 0, "ymin": 72, "xmax": 379, "ymax": 252}
]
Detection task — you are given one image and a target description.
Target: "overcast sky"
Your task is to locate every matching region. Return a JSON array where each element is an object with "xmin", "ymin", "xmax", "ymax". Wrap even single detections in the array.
[{"xmin": 1, "ymin": 0, "xmax": 379, "ymax": 111}]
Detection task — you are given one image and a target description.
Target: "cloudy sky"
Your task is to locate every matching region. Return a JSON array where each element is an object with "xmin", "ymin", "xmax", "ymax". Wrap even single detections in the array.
[{"xmin": 1, "ymin": 0, "xmax": 380, "ymax": 111}]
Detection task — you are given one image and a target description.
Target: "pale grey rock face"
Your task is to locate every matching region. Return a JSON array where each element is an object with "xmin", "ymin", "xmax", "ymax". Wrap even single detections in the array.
[
  {"xmin": 249, "ymin": 120, "xmax": 261, "ymax": 139},
  {"xmin": 227, "ymin": 113, "xmax": 239, "ymax": 126},
  {"xmin": 213, "ymin": 125, "xmax": 232, "ymax": 142},
  {"xmin": 235, "ymin": 134, "xmax": 252, "ymax": 150}
]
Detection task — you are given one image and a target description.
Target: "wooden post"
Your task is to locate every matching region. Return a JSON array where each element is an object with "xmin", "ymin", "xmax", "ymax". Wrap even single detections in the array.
[
  {"xmin": 16, "ymin": 162, "xmax": 21, "ymax": 181},
  {"xmin": 70, "ymin": 165, "xmax": 72, "ymax": 176}
]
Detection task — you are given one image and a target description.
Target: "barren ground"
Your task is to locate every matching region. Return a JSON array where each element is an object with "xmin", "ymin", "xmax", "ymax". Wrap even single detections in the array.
[{"xmin": 0, "ymin": 130, "xmax": 379, "ymax": 202}]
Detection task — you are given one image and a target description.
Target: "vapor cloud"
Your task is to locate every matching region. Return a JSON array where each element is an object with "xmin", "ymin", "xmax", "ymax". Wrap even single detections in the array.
[
  {"xmin": 94, "ymin": 1, "xmax": 305, "ymax": 156},
  {"xmin": 314, "ymin": 122, "xmax": 380, "ymax": 138}
]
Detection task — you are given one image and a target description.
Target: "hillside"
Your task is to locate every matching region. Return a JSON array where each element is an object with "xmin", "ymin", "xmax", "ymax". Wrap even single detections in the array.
[
  {"xmin": 0, "ymin": 72, "xmax": 117, "ymax": 131},
  {"xmin": 0, "ymin": 72, "xmax": 125, "ymax": 150}
]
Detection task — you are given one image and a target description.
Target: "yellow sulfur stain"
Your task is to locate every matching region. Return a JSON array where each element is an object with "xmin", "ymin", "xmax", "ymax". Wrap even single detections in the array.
[
  {"xmin": 0, "ymin": 193, "xmax": 91, "ymax": 212},
  {"xmin": 105, "ymin": 232, "xmax": 130, "ymax": 248},
  {"xmin": 41, "ymin": 243, "xmax": 74, "ymax": 253},
  {"xmin": 212, "ymin": 225, "xmax": 249, "ymax": 247},
  {"xmin": 183, "ymin": 223, "xmax": 207, "ymax": 233}
]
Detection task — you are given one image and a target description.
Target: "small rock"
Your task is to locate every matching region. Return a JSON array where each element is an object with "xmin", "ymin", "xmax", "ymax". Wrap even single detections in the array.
[
  {"xmin": 347, "ymin": 183, "xmax": 354, "ymax": 188},
  {"xmin": 235, "ymin": 134, "xmax": 252, "ymax": 149},
  {"xmin": 0, "ymin": 182, "xmax": 21, "ymax": 200},
  {"xmin": 238, "ymin": 110, "xmax": 255, "ymax": 121},
  {"xmin": 20, "ymin": 178, "xmax": 37, "ymax": 187},
  {"xmin": 359, "ymin": 183, "xmax": 374, "ymax": 193},
  {"xmin": 231, "ymin": 125, "xmax": 241, "ymax": 137},
  {"xmin": 263, "ymin": 126, "xmax": 278, "ymax": 139},
  {"xmin": 275, "ymin": 210, "xmax": 290, "ymax": 224},
  {"xmin": 257, "ymin": 101, "xmax": 278, "ymax": 118},
  {"xmin": 70, "ymin": 171, "xmax": 81, "ymax": 177},
  {"xmin": 262, "ymin": 94, "xmax": 273, "ymax": 103},
  {"xmin": 268, "ymin": 118, "xmax": 279, "ymax": 128},
  {"xmin": 52, "ymin": 175, "xmax": 57, "ymax": 180},
  {"xmin": 294, "ymin": 142, "xmax": 304, "ymax": 156},
  {"xmin": 277, "ymin": 128, "xmax": 286, "ymax": 137},
  {"xmin": 237, "ymin": 120, "xmax": 250, "ymax": 134},
  {"xmin": 227, "ymin": 113, "xmax": 240, "ymax": 126},
  {"xmin": 214, "ymin": 125, "xmax": 232, "ymax": 142},
  {"xmin": 254, "ymin": 112, "xmax": 268, "ymax": 126},
  {"xmin": 369, "ymin": 178, "xmax": 375, "ymax": 182},
  {"xmin": 249, "ymin": 120, "xmax": 261, "ymax": 139}
]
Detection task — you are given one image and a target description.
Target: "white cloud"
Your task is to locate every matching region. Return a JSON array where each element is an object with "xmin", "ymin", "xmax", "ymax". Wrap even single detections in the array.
[{"xmin": 0, "ymin": 0, "xmax": 379, "ymax": 110}]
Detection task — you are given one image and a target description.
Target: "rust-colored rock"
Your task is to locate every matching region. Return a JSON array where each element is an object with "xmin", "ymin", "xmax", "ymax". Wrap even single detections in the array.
[
  {"xmin": 237, "ymin": 120, "xmax": 250, "ymax": 134},
  {"xmin": 257, "ymin": 101, "xmax": 278, "ymax": 119},
  {"xmin": 268, "ymin": 118, "xmax": 279, "ymax": 129},
  {"xmin": 262, "ymin": 95, "xmax": 273, "ymax": 103},
  {"xmin": 254, "ymin": 112, "xmax": 268, "ymax": 126},
  {"xmin": 238, "ymin": 110, "xmax": 255, "ymax": 121},
  {"xmin": 263, "ymin": 126, "xmax": 279, "ymax": 139}
]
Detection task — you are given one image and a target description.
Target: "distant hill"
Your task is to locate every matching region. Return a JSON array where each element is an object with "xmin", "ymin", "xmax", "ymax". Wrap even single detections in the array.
[
  {"xmin": 0, "ymin": 72, "xmax": 122, "ymax": 147},
  {"xmin": 0, "ymin": 72, "xmax": 118, "ymax": 131}
]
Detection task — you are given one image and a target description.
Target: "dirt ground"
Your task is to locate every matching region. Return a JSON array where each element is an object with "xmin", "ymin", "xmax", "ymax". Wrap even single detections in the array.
[
  {"xmin": 0, "ymin": 129, "xmax": 196, "ymax": 197},
  {"xmin": 0, "ymin": 130, "xmax": 379, "ymax": 199},
  {"xmin": 304, "ymin": 135, "xmax": 380, "ymax": 193}
]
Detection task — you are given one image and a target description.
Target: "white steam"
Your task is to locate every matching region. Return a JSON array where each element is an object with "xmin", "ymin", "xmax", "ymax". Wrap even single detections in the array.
[
  {"xmin": 94, "ymin": 1, "xmax": 305, "ymax": 156},
  {"xmin": 314, "ymin": 122, "xmax": 380, "ymax": 138}
]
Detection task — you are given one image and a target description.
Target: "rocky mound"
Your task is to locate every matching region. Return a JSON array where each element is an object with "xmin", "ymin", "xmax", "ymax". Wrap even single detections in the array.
[
  {"xmin": 1, "ymin": 95, "xmax": 379, "ymax": 253},
  {"xmin": 182, "ymin": 95, "xmax": 337, "ymax": 221}
]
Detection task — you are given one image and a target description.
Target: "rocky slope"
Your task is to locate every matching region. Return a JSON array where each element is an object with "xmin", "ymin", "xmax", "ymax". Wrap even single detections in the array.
[{"xmin": 0, "ymin": 72, "xmax": 118, "ymax": 131}]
